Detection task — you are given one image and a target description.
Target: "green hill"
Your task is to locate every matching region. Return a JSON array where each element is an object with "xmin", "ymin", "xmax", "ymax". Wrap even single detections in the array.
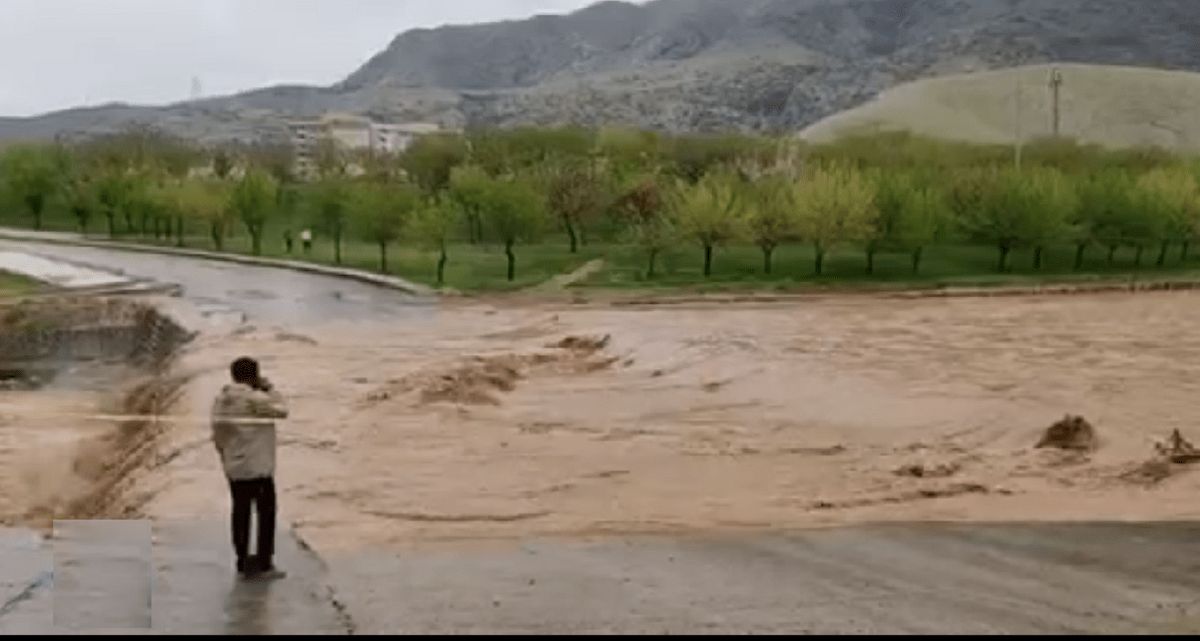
[{"xmin": 799, "ymin": 63, "xmax": 1200, "ymax": 154}]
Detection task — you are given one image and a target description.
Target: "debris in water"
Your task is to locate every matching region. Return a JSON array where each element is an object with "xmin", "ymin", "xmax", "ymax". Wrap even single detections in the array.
[
  {"xmin": 1154, "ymin": 429, "xmax": 1200, "ymax": 464},
  {"xmin": 1036, "ymin": 414, "xmax": 1098, "ymax": 451},
  {"xmin": 551, "ymin": 334, "xmax": 611, "ymax": 352},
  {"xmin": 1120, "ymin": 459, "xmax": 1173, "ymax": 486},
  {"xmin": 894, "ymin": 461, "xmax": 961, "ymax": 479}
]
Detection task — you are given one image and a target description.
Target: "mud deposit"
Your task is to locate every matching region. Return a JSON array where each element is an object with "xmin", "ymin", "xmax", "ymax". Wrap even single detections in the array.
[
  {"xmin": 0, "ymin": 296, "xmax": 193, "ymax": 528},
  {"xmin": 107, "ymin": 290, "xmax": 1200, "ymax": 556}
]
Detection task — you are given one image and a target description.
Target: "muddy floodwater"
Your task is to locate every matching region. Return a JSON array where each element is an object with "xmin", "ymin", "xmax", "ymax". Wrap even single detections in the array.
[{"xmin": 101, "ymin": 289, "xmax": 1200, "ymax": 556}]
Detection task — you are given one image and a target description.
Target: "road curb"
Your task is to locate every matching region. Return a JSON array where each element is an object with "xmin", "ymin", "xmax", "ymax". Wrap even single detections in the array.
[
  {"xmin": 6, "ymin": 229, "xmax": 1200, "ymax": 304},
  {"xmin": 600, "ymin": 278, "xmax": 1200, "ymax": 306},
  {"xmin": 0, "ymin": 230, "xmax": 436, "ymax": 298}
]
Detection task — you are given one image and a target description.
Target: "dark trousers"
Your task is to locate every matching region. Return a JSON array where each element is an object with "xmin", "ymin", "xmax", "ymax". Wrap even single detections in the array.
[{"xmin": 228, "ymin": 477, "xmax": 276, "ymax": 572}]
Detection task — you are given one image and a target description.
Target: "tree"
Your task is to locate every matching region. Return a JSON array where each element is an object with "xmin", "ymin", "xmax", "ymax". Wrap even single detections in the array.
[
  {"xmin": 212, "ymin": 149, "xmax": 234, "ymax": 180},
  {"xmin": 245, "ymin": 142, "xmax": 296, "ymax": 185},
  {"xmin": 613, "ymin": 175, "xmax": 676, "ymax": 279},
  {"xmin": 865, "ymin": 169, "xmax": 913, "ymax": 275},
  {"xmin": 230, "ymin": 168, "xmax": 277, "ymax": 255},
  {"xmin": 63, "ymin": 175, "xmax": 96, "ymax": 234},
  {"xmin": 93, "ymin": 170, "xmax": 133, "ymax": 238},
  {"xmin": 746, "ymin": 176, "xmax": 799, "ymax": 275},
  {"xmin": 136, "ymin": 177, "xmax": 175, "ymax": 241},
  {"xmin": 447, "ymin": 164, "xmax": 491, "ymax": 244},
  {"xmin": 545, "ymin": 158, "xmax": 611, "ymax": 253},
  {"xmin": 465, "ymin": 126, "xmax": 593, "ymax": 177},
  {"xmin": 479, "ymin": 176, "xmax": 546, "ymax": 282},
  {"xmin": 893, "ymin": 182, "xmax": 952, "ymax": 275},
  {"xmin": 793, "ymin": 163, "xmax": 879, "ymax": 276},
  {"xmin": 958, "ymin": 168, "xmax": 1060, "ymax": 272},
  {"xmin": 400, "ymin": 133, "xmax": 470, "ymax": 195},
  {"xmin": 310, "ymin": 179, "xmax": 351, "ymax": 264},
  {"xmin": 314, "ymin": 138, "xmax": 347, "ymax": 179},
  {"xmin": 668, "ymin": 133, "xmax": 771, "ymax": 184},
  {"xmin": 177, "ymin": 179, "xmax": 233, "ymax": 250},
  {"xmin": 1123, "ymin": 184, "xmax": 1169, "ymax": 268},
  {"xmin": 671, "ymin": 171, "xmax": 746, "ymax": 277},
  {"xmin": 1076, "ymin": 169, "xmax": 1136, "ymax": 268},
  {"xmin": 0, "ymin": 145, "xmax": 60, "ymax": 230},
  {"xmin": 354, "ymin": 181, "xmax": 421, "ymax": 273},
  {"xmin": 409, "ymin": 197, "xmax": 459, "ymax": 286},
  {"xmin": 596, "ymin": 126, "xmax": 667, "ymax": 180},
  {"xmin": 1135, "ymin": 167, "xmax": 1200, "ymax": 265},
  {"xmin": 1022, "ymin": 168, "xmax": 1077, "ymax": 270}
]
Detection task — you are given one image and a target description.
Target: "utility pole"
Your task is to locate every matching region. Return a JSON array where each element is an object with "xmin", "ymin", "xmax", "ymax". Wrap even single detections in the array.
[
  {"xmin": 1048, "ymin": 67, "xmax": 1063, "ymax": 138},
  {"xmin": 1014, "ymin": 77, "xmax": 1023, "ymax": 170}
]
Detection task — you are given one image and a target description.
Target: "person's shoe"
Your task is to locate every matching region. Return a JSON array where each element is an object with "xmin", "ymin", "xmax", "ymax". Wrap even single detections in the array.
[{"xmin": 247, "ymin": 566, "xmax": 287, "ymax": 581}]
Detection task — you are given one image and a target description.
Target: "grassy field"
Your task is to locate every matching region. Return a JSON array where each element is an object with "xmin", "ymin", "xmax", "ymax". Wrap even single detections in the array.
[
  {"xmin": 90, "ymin": 225, "xmax": 1200, "ymax": 294},
  {"xmin": 15, "ymin": 211, "xmax": 1200, "ymax": 295},
  {"xmin": 0, "ymin": 269, "xmax": 39, "ymax": 296},
  {"xmin": 799, "ymin": 63, "xmax": 1200, "ymax": 154}
]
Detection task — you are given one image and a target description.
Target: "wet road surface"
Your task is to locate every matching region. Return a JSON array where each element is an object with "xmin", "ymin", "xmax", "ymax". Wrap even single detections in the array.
[
  {"xmin": 6, "ymin": 521, "xmax": 1198, "ymax": 634},
  {"xmin": 0, "ymin": 238, "xmax": 436, "ymax": 326},
  {"xmin": 0, "ymin": 521, "xmax": 349, "ymax": 635},
  {"xmin": 324, "ymin": 522, "xmax": 1200, "ymax": 635}
]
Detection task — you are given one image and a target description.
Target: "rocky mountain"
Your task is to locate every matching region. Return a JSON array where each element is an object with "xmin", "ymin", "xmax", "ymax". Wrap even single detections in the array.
[{"xmin": 2, "ymin": 0, "xmax": 1198, "ymax": 145}]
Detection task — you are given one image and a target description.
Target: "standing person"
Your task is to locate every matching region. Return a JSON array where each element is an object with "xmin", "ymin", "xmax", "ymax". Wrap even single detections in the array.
[
  {"xmin": 300, "ymin": 228, "xmax": 313, "ymax": 255},
  {"xmin": 210, "ymin": 357, "xmax": 289, "ymax": 580},
  {"xmin": 283, "ymin": 229, "xmax": 294, "ymax": 254}
]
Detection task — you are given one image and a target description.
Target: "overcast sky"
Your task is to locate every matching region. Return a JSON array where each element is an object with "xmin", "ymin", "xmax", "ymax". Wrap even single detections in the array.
[{"xmin": 0, "ymin": 0, "xmax": 604, "ymax": 117}]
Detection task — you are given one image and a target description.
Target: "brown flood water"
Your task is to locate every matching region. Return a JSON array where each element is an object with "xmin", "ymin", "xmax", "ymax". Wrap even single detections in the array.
[{"xmin": 12, "ymin": 290, "xmax": 1200, "ymax": 556}]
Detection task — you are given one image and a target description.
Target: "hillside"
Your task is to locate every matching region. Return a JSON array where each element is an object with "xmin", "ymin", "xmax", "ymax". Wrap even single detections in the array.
[
  {"xmin": 800, "ymin": 63, "xmax": 1200, "ymax": 152},
  {"xmin": 2, "ymin": 0, "xmax": 1199, "ymax": 145}
]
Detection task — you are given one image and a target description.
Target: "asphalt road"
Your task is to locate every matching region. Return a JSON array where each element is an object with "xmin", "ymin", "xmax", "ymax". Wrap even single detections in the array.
[
  {"xmin": 2, "ymin": 237, "xmax": 1199, "ymax": 634},
  {"xmin": 0, "ymin": 238, "xmax": 436, "ymax": 326}
]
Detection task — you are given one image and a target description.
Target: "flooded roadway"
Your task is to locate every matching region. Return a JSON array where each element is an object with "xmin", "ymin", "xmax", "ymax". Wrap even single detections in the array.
[{"xmin": 1, "ymin": 237, "xmax": 1199, "ymax": 633}]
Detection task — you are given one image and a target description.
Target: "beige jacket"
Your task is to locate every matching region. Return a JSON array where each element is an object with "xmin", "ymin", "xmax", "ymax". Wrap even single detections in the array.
[{"xmin": 210, "ymin": 380, "xmax": 288, "ymax": 481}]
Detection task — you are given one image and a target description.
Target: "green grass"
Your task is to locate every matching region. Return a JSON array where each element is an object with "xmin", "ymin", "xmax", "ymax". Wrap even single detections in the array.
[
  {"xmin": 14, "ymin": 210, "xmax": 1200, "ymax": 295},
  {"xmin": 78, "ymin": 222, "xmax": 607, "ymax": 293},
  {"xmin": 0, "ymin": 269, "xmax": 40, "ymax": 296},
  {"xmin": 578, "ymin": 240, "xmax": 1200, "ymax": 293}
]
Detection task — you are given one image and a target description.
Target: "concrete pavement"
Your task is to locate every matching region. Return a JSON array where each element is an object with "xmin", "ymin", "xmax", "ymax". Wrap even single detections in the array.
[
  {"xmin": 321, "ymin": 522, "xmax": 1200, "ymax": 635},
  {"xmin": 0, "ymin": 521, "xmax": 349, "ymax": 635},
  {"xmin": 0, "ymin": 250, "xmax": 138, "ymax": 290},
  {"xmin": 5, "ymin": 520, "xmax": 1198, "ymax": 634}
]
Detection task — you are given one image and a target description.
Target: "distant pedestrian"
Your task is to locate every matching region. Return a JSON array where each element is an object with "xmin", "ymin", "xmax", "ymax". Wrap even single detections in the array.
[
  {"xmin": 301, "ymin": 229, "xmax": 313, "ymax": 255},
  {"xmin": 210, "ymin": 356, "xmax": 289, "ymax": 581},
  {"xmin": 283, "ymin": 229, "xmax": 294, "ymax": 254}
]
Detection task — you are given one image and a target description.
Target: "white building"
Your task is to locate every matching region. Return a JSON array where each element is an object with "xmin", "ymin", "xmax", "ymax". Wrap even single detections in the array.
[{"xmin": 285, "ymin": 113, "xmax": 443, "ymax": 179}]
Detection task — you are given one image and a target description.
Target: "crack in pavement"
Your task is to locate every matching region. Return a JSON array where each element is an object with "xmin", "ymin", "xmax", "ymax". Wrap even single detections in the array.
[
  {"xmin": 288, "ymin": 529, "xmax": 358, "ymax": 635},
  {"xmin": 0, "ymin": 571, "xmax": 51, "ymax": 620}
]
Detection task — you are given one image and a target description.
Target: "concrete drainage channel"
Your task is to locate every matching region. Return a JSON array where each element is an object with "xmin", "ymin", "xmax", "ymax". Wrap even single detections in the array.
[{"xmin": 0, "ymin": 295, "xmax": 197, "ymax": 521}]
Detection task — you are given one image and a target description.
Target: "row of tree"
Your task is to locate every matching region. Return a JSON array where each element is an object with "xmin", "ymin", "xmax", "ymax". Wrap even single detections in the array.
[{"xmin": 1, "ymin": 125, "xmax": 1198, "ymax": 284}]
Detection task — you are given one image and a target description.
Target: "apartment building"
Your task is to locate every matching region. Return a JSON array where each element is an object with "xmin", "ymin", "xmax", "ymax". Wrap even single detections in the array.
[{"xmin": 286, "ymin": 113, "xmax": 442, "ymax": 180}]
